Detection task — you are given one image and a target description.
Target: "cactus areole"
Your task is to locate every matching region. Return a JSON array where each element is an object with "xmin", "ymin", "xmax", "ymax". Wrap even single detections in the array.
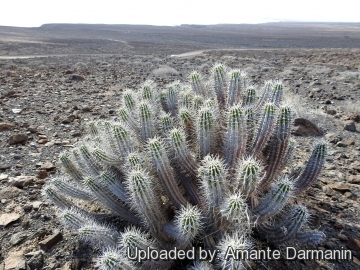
[{"xmin": 44, "ymin": 63, "xmax": 327, "ymax": 269}]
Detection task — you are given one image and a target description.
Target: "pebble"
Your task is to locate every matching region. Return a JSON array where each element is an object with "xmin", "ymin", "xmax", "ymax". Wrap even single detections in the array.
[
  {"xmin": 9, "ymin": 175, "xmax": 34, "ymax": 188},
  {"xmin": 39, "ymin": 231, "xmax": 63, "ymax": 251},
  {"xmin": 37, "ymin": 170, "xmax": 49, "ymax": 179},
  {"xmin": 0, "ymin": 213, "xmax": 21, "ymax": 227},
  {"xmin": 8, "ymin": 134, "xmax": 28, "ymax": 145},
  {"xmin": 10, "ymin": 232, "xmax": 28, "ymax": 246},
  {"xmin": 0, "ymin": 122, "xmax": 15, "ymax": 131},
  {"xmin": 348, "ymin": 175, "xmax": 360, "ymax": 184},
  {"xmin": 336, "ymin": 141, "xmax": 347, "ymax": 147},
  {"xmin": 0, "ymin": 173, "xmax": 9, "ymax": 181},
  {"xmin": 343, "ymin": 120, "xmax": 357, "ymax": 132},
  {"xmin": 327, "ymin": 182, "xmax": 351, "ymax": 192},
  {"xmin": 41, "ymin": 161, "xmax": 56, "ymax": 171}
]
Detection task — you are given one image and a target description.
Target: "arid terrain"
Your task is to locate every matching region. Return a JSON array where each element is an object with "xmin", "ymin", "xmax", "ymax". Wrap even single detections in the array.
[{"xmin": 0, "ymin": 23, "xmax": 360, "ymax": 270}]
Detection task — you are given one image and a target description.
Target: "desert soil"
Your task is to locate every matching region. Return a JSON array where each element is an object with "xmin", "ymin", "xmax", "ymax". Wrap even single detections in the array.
[{"xmin": 1, "ymin": 23, "xmax": 360, "ymax": 270}]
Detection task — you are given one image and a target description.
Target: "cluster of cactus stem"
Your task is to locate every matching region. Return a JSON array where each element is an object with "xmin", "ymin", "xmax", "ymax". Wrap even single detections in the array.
[{"xmin": 44, "ymin": 63, "xmax": 327, "ymax": 269}]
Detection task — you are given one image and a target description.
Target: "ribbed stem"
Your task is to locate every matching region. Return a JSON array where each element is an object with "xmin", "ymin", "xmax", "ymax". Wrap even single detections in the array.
[
  {"xmin": 227, "ymin": 70, "xmax": 242, "ymax": 106},
  {"xmin": 250, "ymin": 103, "xmax": 276, "ymax": 156},
  {"xmin": 98, "ymin": 249, "xmax": 134, "ymax": 270},
  {"xmin": 148, "ymin": 138, "xmax": 189, "ymax": 209},
  {"xmin": 296, "ymin": 230, "xmax": 325, "ymax": 245},
  {"xmin": 43, "ymin": 185, "xmax": 73, "ymax": 209},
  {"xmin": 78, "ymin": 224, "xmax": 119, "ymax": 247},
  {"xmin": 252, "ymin": 176, "xmax": 293, "ymax": 220},
  {"xmin": 100, "ymin": 171, "xmax": 129, "ymax": 204},
  {"xmin": 224, "ymin": 105, "xmax": 247, "ymax": 170},
  {"xmin": 198, "ymin": 155, "xmax": 228, "ymax": 209},
  {"xmin": 235, "ymin": 157, "xmax": 263, "ymax": 199},
  {"xmin": 127, "ymin": 169, "xmax": 167, "ymax": 239},
  {"xmin": 258, "ymin": 205, "xmax": 309, "ymax": 244},
  {"xmin": 138, "ymin": 102, "xmax": 156, "ymax": 142},
  {"xmin": 269, "ymin": 81, "xmax": 283, "ymax": 106},
  {"xmin": 294, "ymin": 141, "xmax": 327, "ymax": 193},
  {"xmin": 52, "ymin": 178, "xmax": 92, "ymax": 201},
  {"xmin": 261, "ymin": 106, "xmax": 292, "ymax": 190},
  {"xmin": 84, "ymin": 177, "xmax": 141, "ymax": 225},
  {"xmin": 212, "ymin": 63, "xmax": 227, "ymax": 105},
  {"xmin": 60, "ymin": 154, "xmax": 84, "ymax": 182},
  {"xmin": 197, "ymin": 107, "xmax": 217, "ymax": 158}
]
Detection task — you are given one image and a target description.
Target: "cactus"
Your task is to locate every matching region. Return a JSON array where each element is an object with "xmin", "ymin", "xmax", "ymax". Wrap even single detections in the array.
[{"xmin": 43, "ymin": 63, "xmax": 327, "ymax": 269}]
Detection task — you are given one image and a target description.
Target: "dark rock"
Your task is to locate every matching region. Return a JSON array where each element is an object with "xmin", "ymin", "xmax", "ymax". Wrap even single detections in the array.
[
  {"xmin": 344, "ymin": 120, "xmax": 356, "ymax": 132},
  {"xmin": 41, "ymin": 161, "xmax": 55, "ymax": 171},
  {"xmin": 328, "ymin": 183, "xmax": 351, "ymax": 192},
  {"xmin": 326, "ymin": 109, "xmax": 336, "ymax": 115},
  {"xmin": 10, "ymin": 176, "xmax": 34, "ymax": 188},
  {"xmin": 0, "ymin": 163, "xmax": 12, "ymax": 170},
  {"xmin": 348, "ymin": 114, "xmax": 360, "ymax": 123},
  {"xmin": 336, "ymin": 141, "xmax": 347, "ymax": 147},
  {"xmin": 69, "ymin": 74, "xmax": 85, "ymax": 81},
  {"xmin": 292, "ymin": 118, "xmax": 323, "ymax": 136},
  {"xmin": 8, "ymin": 134, "xmax": 28, "ymax": 145},
  {"xmin": 37, "ymin": 170, "xmax": 49, "ymax": 179},
  {"xmin": 0, "ymin": 213, "xmax": 21, "ymax": 227},
  {"xmin": 26, "ymin": 250, "xmax": 44, "ymax": 270},
  {"xmin": 348, "ymin": 175, "xmax": 360, "ymax": 184},
  {"xmin": 325, "ymin": 100, "xmax": 332, "ymax": 104},
  {"xmin": 61, "ymin": 114, "xmax": 76, "ymax": 124},
  {"xmin": 345, "ymin": 139, "xmax": 355, "ymax": 146},
  {"xmin": 39, "ymin": 231, "xmax": 63, "ymax": 251},
  {"xmin": 10, "ymin": 232, "xmax": 28, "ymax": 246},
  {"xmin": 347, "ymin": 238, "xmax": 360, "ymax": 251},
  {"xmin": 0, "ymin": 122, "xmax": 15, "ymax": 131}
]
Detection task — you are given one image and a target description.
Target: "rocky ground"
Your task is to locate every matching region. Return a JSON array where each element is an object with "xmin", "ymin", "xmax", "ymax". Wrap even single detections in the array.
[{"xmin": 0, "ymin": 48, "xmax": 360, "ymax": 270}]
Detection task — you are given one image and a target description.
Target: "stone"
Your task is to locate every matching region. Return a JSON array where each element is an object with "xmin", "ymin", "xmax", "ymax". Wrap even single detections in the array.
[
  {"xmin": 26, "ymin": 250, "xmax": 44, "ymax": 270},
  {"xmin": 327, "ymin": 182, "xmax": 351, "ymax": 192},
  {"xmin": 9, "ymin": 175, "xmax": 34, "ymax": 188},
  {"xmin": 0, "ymin": 213, "xmax": 21, "ymax": 227},
  {"xmin": 353, "ymin": 257, "xmax": 360, "ymax": 267},
  {"xmin": 69, "ymin": 74, "xmax": 85, "ymax": 81},
  {"xmin": 292, "ymin": 118, "xmax": 323, "ymax": 136},
  {"xmin": 348, "ymin": 113, "xmax": 360, "ymax": 123},
  {"xmin": 37, "ymin": 170, "xmax": 49, "ymax": 179},
  {"xmin": 348, "ymin": 175, "xmax": 360, "ymax": 184},
  {"xmin": 336, "ymin": 141, "xmax": 347, "ymax": 147},
  {"xmin": 0, "ymin": 173, "xmax": 8, "ymax": 181},
  {"xmin": 347, "ymin": 238, "xmax": 360, "ymax": 251},
  {"xmin": 344, "ymin": 120, "xmax": 356, "ymax": 132},
  {"xmin": 11, "ymin": 108, "xmax": 22, "ymax": 114},
  {"xmin": 0, "ymin": 163, "xmax": 12, "ymax": 170},
  {"xmin": 345, "ymin": 139, "xmax": 355, "ymax": 146},
  {"xmin": 10, "ymin": 232, "xmax": 28, "ymax": 246},
  {"xmin": 3, "ymin": 250, "xmax": 25, "ymax": 270},
  {"xmin": 8, "ymin": 134, "xmax": 28, "ymax": 145},
  {"xmin": 0, "ymin": 186, "xmax": 23, "ymax": 200},
  {"xmin": 39, "ymin": 231, "xmax": 63, "ymax": 251},
  {"xmin": 338, "ymin": 233, "xmax": 349, "ymax": 242},
  {"xmin": 62, "ymin": 261, "xmax": 73, "ymax": 270},
  {"xmin": 0, "ymin": 122, "xmax": 15, "ymax": 131},
  {"xmin": 326, "ymin": 109, "xmax": 336, "ymax": 115},
  {"xmin": 41, "ymin": 161, "xmax": 56, "ymax": 171},
  {"xmin": 61, "ymin": 115, "xmax": 76, "ymax": 124},
  {"xmin": 32, "ymin": 201, "xmax": 43, "ymax": 210}
]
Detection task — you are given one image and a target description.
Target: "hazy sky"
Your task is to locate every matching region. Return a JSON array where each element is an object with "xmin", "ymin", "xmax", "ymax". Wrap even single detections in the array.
[{"xmin": 1, "ymin": 0, "xmax": 359, "ymax": 27}]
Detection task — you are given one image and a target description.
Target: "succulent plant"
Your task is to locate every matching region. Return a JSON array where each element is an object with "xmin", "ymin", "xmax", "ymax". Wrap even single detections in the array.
[{"xmin": 43, "ymin": 63, "xmax": 327, "ymax": 269}]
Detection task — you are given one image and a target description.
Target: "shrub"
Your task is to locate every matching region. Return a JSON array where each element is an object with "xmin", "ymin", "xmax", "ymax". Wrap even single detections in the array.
[{"xmin": 43, "ymin": 63, "xmax": 326, "ymax": 269}]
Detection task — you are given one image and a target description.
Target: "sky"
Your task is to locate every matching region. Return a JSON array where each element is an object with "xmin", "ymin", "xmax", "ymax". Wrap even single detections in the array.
[{"xmin": 1, "ymin": 0, "xmax": 360, "ymax": 27}]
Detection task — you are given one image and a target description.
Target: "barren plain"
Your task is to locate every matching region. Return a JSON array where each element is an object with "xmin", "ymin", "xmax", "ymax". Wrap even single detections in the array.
[{"xmin": 0, "ymin": 23, "xmax": 360, "ymax": 270}]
